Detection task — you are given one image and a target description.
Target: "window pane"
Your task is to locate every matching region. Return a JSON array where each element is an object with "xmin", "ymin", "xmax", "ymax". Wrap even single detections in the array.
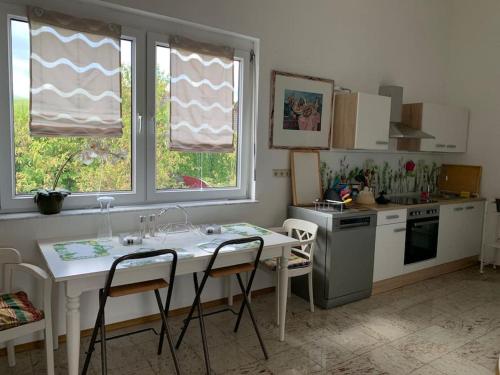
[
  {"xmin": 154, "ymin": 45, "xmax": 239, "ymax": 190},
  {"xmin": 11, "ymin": 19, "xmax": 133, "ymax": 194}
]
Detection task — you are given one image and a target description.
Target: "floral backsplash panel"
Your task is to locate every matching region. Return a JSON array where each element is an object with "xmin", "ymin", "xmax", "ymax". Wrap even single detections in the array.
[{"xmin": 320, "ymin": 154, "xmax": 440, "ymax": 195}]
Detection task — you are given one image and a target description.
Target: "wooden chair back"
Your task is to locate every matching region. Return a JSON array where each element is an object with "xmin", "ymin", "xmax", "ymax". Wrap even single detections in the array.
[
  {"xmin": 283, "ymin": 219, "xmax": 318, "ymax": 263},
  {"xmin": 1, "ymin": 248, "xmax": 22, "ymax": 293}
]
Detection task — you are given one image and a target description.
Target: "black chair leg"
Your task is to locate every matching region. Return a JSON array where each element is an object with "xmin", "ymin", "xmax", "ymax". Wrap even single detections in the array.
[
  {"xmin": 235, "ymin": 273, "xmax": 269, "ymax": 359},
  {"xmin": 193, "ymin": 273, "xmax": 211, "ymax": 374},
  {"xmin": 99, "ymin": 290, "xmax": 108, "ymax": 374},
  {"xmin": 81, "ymin": 291, "xmax": 107, "ymax": 375},
  {"xmin": 154, "ymin": 289, "xmax": 181, "ymax": 375},
  {"xmin": 175, "ymin": 276, "xmax": 202, "ymax": 350},
  {"xmin": 233, "ymin": 290, "xmax": 246, "ymax": 333},
  {"xmin": 158, "ymin": 322, "xmax": 165, "ymax": 355}
]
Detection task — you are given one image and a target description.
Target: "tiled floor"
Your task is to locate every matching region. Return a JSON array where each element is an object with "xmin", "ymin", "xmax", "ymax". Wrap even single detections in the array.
[{"xmin": 3, "ymin": 266, "xmax": 500, "ymax": 374}]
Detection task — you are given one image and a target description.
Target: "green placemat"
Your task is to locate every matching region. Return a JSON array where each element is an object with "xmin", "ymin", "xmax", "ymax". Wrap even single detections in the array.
[
  {"xmin": 53, "ymin": 240, "xmax": 112, "ymax": 261},
  {"xmin": 221, "ymin": 223, "xmax": 271, "ymax": 237}
]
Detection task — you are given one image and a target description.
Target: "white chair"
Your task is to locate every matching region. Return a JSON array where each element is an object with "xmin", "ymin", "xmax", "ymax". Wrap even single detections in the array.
[
  {"xmin": 264, "ymin": 219, "xmax": 318, "ymax": 317},
  {"xmin": 0, "ymin": 248, "xmax": 54, "ymax": 375}
]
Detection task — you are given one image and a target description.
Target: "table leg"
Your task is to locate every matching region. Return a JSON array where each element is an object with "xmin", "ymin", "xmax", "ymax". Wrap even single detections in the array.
[
  {"xmin": 275, "ymin": 257, "xmax": 280, "ymax": 326},
  {"xmin": 227, "ymin": 277, "xmax": 233, "ymax": 306},
  {"xmin": 52, "ymin": 281, "xmax": 59, "ymax": 350},
  {"xmin": 279, "ymin": 250, "xmax": 289, "ymax": 341},
  {"xmin": 66, "ymin": 291, "xmax": 81, "ymax": 375}
]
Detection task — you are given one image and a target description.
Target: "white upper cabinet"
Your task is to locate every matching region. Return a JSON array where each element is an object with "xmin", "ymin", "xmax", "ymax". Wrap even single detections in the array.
[
  {"xmin": 400, "ymin": 103, "xmax": 469, "ymax": 153},
  {"xmin": 332, "ymin": 93, "xmax": 391, "ymax": 150}
]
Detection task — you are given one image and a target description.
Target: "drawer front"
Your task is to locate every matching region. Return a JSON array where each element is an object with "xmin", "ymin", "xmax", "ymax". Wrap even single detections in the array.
[{"xmin": 377, "ymin": 209, "xmax": 407, "ymax": 225}]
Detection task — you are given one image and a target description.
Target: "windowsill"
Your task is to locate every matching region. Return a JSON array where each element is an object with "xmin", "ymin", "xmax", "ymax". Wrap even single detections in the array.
[{"xmin": 0, "ymin": 199, "xmax": 259, "ymax": 221}]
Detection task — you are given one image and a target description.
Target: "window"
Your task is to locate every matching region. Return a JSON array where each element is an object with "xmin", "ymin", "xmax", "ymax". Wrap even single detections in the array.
[
  {"xmin": 154, "ymin": 44, "xmax": 240, "ymax": 191},
  {"xmin": 10, "ymin": 19, "xmax": 134, "ymax": 195},
  {"xmin": 0, "ymin": 5, "xmax": 255, "ymax": 212}
]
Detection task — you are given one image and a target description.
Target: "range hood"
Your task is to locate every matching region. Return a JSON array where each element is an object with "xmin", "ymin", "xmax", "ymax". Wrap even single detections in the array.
[{"xmin": 378, "ymin": 86, "xmax": 435, "ymax": 139}]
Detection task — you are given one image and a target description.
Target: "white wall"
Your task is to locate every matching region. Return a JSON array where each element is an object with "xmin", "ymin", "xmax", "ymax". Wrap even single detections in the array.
[
  {"xmin": 444, "ymin": 0, "xmax": 500, "ymax": 262},
  {"xmin": 444, "ymin": 0, "xmax": 500, "ymax": 198},
  {"xmin": 0, "ymin": 0, "xmax": 453, "ymax": 342}
]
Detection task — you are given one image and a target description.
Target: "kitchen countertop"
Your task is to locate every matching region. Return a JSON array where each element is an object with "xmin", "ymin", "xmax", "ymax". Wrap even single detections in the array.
[{"xmin": 352, "ymin": 196, "xmax": 486, "ymax": 212}]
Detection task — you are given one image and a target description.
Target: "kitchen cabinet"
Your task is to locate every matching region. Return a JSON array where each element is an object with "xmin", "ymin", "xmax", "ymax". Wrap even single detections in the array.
[
  {"xmin": 397, "ymin": 103, "xmax": 469, "ymax": 153},
  {"xmin": 436, "ymin": 201, "xmax": 485, "ymax": 264},
  {"xmin": 373, "ymin": 209, "xmax": 407, "ymax": 282},
  {"xmin": 332, "ymin": 92, "xmax": 391, "ymax": 150},
  {"xmin": 462, "ymin": 201, "xmax": 484, "ymax": 258}
]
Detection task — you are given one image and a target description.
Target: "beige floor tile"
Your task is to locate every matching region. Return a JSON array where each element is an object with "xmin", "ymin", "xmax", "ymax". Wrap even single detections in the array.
[
  {"xmin": 430, "ymin": 352, "xmax": 492, "ymax": 375},
  {"xmin": 363, "ymin": 345, "xmax": 424, "ymax": 374},
  {"xmin": 293, "ymin": 335, "xmax": 357, "ymax": 370},
  {"xmin": 452, "ymin": 327, "xmax": 500, "ymax": 371},
  {"xmin": 0, "ymin": 351, "xmax": 33, "ymax": 375},
  {"xmin": 205, "ymin": 341, "xmax": 260, "ymax": 374},
  {"xmin": 10, "ymin": 266, "xmax": 500, "ymax": 375},
  {"xmin": 410, "ymin": 364, "xmax": 446, "ymax": 374},
  {"xmin": 261, "ymin": 346, "xmax": 324, "ymax": 374},
  {"xmin": 327, "ymin": 353, "xmax": 387, "ymax": 375},
  {"xmin": 324, "ymin": 323, "xmax": 383, "ymax": 355},
  {"xmin": 390, "ymin": 325, "xmax": 460, "ymax": 363}
]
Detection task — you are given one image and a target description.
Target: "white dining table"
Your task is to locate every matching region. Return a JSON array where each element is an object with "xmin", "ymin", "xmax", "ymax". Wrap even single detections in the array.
[{"xmin": 37, "ymin": 223, "xmax": 298, "ymax": 375}]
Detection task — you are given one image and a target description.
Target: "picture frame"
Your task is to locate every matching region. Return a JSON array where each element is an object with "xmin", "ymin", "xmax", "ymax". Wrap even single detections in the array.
[
  {"xmin": 269, "ymin": 70, "xmax": 334, "ymax": 149},
  {"xmin": 290, "ymin": 150, "xmax": 322, "ymax": 206}
]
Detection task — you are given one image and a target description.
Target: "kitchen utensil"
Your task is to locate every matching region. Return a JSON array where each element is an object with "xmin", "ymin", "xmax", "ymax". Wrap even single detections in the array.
[
  {"xmin": 356, "ymin": 187, "xmax": 375, "ymax": 204},
  {"xmin": 375, "ymin": 191, "xmax": 390, "ymax": 204}
]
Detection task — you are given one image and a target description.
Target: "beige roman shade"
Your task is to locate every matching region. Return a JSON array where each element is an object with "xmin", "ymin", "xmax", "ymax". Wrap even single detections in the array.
[
  {"xmin": 169, "ymin": 35, "xmax": 235, "ymax": 152},
  {"xmin": 28, "ymin": 7, "xmax": 123, "ymax": 137}
]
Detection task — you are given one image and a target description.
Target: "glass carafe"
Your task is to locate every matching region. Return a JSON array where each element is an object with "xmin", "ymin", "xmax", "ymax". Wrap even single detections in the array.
[{"xmin": 97, "ymin": 196, "xmax": 115, "ymax": 241}]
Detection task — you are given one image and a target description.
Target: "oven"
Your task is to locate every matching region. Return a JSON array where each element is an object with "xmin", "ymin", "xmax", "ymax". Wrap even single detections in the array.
[{"xmin": 404, "ymin": 206, "xmax": 440, "ymax": 265}]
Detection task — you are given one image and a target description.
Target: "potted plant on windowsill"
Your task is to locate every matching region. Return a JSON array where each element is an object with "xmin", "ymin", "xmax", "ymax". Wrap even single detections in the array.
[{"xmin": 33, "ymin": 143, "xmax": 125, "ymax": 215}]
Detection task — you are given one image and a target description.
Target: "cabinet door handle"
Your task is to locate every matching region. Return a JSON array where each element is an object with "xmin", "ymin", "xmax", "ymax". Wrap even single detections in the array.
[
  {"xmin": 435, "ymin": 144, "xmax": 446, "ymax": 148},
  {"xmin": 446, "ymin": 144, "xmax": 457, "ymax": 148},
  {"xmin": 454, "ymin": 207, "xmax": 464, "ymax": 211},
  {"xmin": 386, "ymin": 214, "xmax": 399, "ymax": 219},
  {"xmin": 393, "ymin": 227, "xmax": 406, "ymax": 233},
  {"xmin": 465, "ymin": 206, "xmax": 474, "ymax": 210},
  {"xmin": 376, "ymin": 140, "xmax": 389, "ymax": 145}
]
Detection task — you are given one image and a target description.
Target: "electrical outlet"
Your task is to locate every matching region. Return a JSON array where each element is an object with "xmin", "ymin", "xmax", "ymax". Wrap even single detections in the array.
[{"xmin": 273, "ymin": 169, "xmax": 290, "ymax": 177}]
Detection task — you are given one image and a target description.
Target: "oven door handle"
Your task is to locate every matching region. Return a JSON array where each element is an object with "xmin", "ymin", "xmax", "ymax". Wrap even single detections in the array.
[{"xmin": 411, "ymin": 220, "xmax": 439, "ymax": 227}]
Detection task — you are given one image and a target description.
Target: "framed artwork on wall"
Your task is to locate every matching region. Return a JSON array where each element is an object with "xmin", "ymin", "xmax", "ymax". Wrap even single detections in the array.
[{"xmin": 269, "ymin": 70, "xmax": 334, "ymax": 149}]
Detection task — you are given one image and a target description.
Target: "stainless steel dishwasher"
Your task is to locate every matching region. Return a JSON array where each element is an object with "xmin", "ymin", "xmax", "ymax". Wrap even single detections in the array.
[{"xmin": 288, "ymin": 206, "xmax": 377, "ymax": 309}]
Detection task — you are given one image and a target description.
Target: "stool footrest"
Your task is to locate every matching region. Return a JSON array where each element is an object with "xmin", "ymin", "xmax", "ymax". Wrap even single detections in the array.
[
  {"xmin": 209, "ymin": 263, "xmax": 254, "ymax": 278},
  {"xmin": 108, "ymin": 279, "xmax": 168, "ymax": 297},
  {"xmin": 186, "ymin": 307, "xmax": 239, "ymax": 323},
  {"xmin": 94, "ymin": 327, "xmax": 159, "ymax": 345}
]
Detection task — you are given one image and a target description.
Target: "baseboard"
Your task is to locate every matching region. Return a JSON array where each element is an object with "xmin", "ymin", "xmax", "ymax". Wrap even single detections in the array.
[
  {"xmin": 372, "ymin": 256, "xmax": 478, "ymax": 295},
  {"xmin": 0, "ymin": 286, "xmax": 275, "ymax": 356}
]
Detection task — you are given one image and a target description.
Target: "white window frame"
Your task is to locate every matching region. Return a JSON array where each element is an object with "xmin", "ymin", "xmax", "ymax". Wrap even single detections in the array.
[
  {"xmin": 0, "ymin": 2, "xmax": 256, "ymax": 213},
  {"xmin": 145, "ymin": 32, "xmax": 253, "ymax": 203}
]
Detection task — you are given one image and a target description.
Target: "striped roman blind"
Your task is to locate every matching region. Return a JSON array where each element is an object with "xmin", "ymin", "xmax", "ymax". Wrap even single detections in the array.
[
  {"xmin": 27, "ymin": 7, "xmax": 123, "ymax": 137},
  {"xmin": 169, "ymin": 35, "xmax": 235, "ymax": 152}
]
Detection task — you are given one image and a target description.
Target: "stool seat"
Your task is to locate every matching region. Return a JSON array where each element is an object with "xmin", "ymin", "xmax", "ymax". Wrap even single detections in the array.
[
  {"xmin": 109, "ymin": 279, "xmax": 168, "ymax": 297},
  {"xmin": 209, "ymin": 263, "xmax": 254, "ymax": 278}
]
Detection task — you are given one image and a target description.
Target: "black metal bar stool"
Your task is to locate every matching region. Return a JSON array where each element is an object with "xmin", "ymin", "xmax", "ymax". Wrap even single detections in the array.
[
  {"xmin": 172, "ymin": 237, "xmax": 268, "ymax": 374},
  {"xmin": 81, "ymin": 249, "xmax": 180, "ymax": 375}
]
